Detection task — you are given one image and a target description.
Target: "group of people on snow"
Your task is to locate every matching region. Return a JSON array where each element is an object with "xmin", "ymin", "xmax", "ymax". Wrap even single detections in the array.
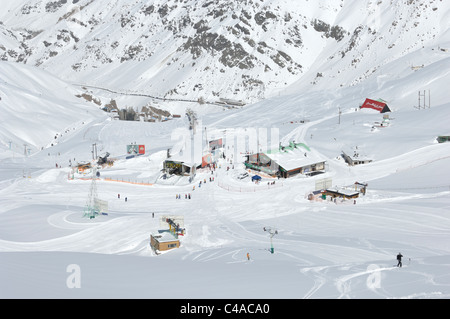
[{"xmin": 176, "ymin": 193, "xmax": 191, "ymax": 199}]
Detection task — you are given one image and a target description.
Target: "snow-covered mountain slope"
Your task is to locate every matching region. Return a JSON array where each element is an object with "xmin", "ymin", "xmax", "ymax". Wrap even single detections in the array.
[
  {"xmin": 1, "ymin": 0, "xmax": 449, "ymax": 105},
  {"xmin": 1, "ymin": 59, "xmax": 450, "ymax": 298},
  {"xmin": 1, "ymin": 1, "xmax": 450, "ymax": 300},
  {"xmin": 0, "ymin": 61, "xmax": 105, "ymax": 158}
]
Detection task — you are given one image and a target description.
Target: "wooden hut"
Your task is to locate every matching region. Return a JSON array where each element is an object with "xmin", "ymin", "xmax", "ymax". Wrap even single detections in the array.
[{"xmin": 150, "ymin": 232, "xmax": 180, "ymax": 252}]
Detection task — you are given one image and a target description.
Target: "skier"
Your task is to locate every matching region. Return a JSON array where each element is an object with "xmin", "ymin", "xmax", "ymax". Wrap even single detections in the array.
[
  {"xmin": 397, "ymin": 252, "xmax": 403, "ymax": 267},
  {"xmin": 118, "ymin": 194, "xmax": 120, "ymax": 199},
  {"xmin": 247, "ymin": 252, "xmax": 250, "ymax": 261},
  {"xmin": 125, "ymin": 197, "xmax": 127, "ymax": 202}
]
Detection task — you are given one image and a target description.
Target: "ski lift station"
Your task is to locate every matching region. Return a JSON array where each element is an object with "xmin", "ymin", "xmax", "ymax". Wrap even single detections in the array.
[
  {"xmin": 163, "ymin": 141, "xmax": 203, "ymax": 177},
  {"xmin": 163, "ymin": 160, "xmax": 198, "ymax": 176}
]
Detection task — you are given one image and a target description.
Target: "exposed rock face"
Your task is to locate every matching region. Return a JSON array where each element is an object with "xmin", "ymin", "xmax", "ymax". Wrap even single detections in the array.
[{"xmin": 0, "ymin": 0, "xmax": 445, "ymax": 103}]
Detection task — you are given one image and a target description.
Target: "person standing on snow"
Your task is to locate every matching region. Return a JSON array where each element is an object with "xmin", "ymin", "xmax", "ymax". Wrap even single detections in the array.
[
  {"xmin": 247, "ymin": 252, "xmax": 250, "ymax": 261},
  {"xmin": 397, "ymin": 252, "xmax": 403, "ymax": 267}
]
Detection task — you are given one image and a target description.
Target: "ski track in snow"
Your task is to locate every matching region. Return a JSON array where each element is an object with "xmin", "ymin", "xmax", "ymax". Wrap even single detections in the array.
[{"xmin": 2, "ymin": 23, "xmax": 450, "ymax": 297}]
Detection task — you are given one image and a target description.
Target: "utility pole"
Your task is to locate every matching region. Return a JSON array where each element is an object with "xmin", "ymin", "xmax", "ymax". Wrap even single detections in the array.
[
  {"xmin": 205, "ymin": 126, "xmax": 208, "ymax": 152},
  {"xmin": 338, "ymin": 107, "xmax": 342, "ymax": 124},
  {"xmin": 417, "ymin": 90, "xmax": 431, "ymax": 109},
  {"xmin": 419, "ymin": 90, "xmax": 426, "ymax": 109},
  {"xmin": 83, "ymin": 166, "xmax": 99, "ymax": 219},
  {"xmin": 92, "ymin": 143, "xmax": 98, "ymax": 160}
]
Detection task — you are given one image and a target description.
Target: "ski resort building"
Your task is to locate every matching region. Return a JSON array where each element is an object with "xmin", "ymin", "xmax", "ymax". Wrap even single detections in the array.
[
  {"xmin": 323, "ymin": 188, "xmax": 360, "ymax": 200},
  {"xmin": 150, "ymin": 216, "xmax": 185, "ymax": 253},
  {"xmin": 244, "ymin": 153, "xmax": 280, "ymax": 176},
  {"xmin": 150, "ymin": 232, "xmax": 180, "ymax": 252},
  {"xmin": 341, "ymin": 148, "xmax": 373, "ymax": 166},
  {"xmin": 360, "ymin": 98, "xmax": 391, "ymax": 113},
  {"xmin": 244, "ymin": 142, "xmax": 326, "ymax": 178}
]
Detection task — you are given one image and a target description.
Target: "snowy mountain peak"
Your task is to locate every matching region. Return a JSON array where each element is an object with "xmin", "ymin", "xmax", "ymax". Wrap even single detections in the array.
[{"xmin": 1, "ymin": 0, "xmax": 448, "ymax": 104}]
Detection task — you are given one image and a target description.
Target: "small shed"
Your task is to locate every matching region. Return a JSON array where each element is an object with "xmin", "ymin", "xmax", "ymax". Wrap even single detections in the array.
[
  {"xmin": 354, "ymin": 182, "xmax": 368, "ymax": 195},
  {"xmin": 150, "ymin": 232, "xmax": 180, "ymax": 252},
  {"xmin": 342, "ymin": 149, "xmax": 372, "ymax": 166},
  {"xmin": 361, "ymin": 98, "xmax": 391, "ymax": 113}
]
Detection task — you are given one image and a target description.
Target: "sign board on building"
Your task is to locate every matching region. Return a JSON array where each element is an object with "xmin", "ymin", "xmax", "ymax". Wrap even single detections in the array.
[
  {"xmin": 127, "ymin": 144, "xmax": 145, "ymax": 155},
  {"xmin": 94, "ymin": 198, "xmax": 109, "ymax": 213},
  {"xmin": 165, "ymin": 161, "xmax": 183, "ymax": 169},
  {"xmin": 360, "ymin": 98, "xmax": 391, "ymax": 113},
  {"xmin": 209, "ymin": 138, "xmax": 223, "ymax": 150}
]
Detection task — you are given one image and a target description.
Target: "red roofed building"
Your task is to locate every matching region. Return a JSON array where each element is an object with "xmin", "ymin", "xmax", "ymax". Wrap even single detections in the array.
[{"xmin": 360, "ymin": 98, "xmax": 391, "ymax": 113}]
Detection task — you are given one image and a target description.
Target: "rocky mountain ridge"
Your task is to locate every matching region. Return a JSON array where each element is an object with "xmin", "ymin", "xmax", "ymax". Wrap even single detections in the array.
[{"xmin": 1, "ymin": 0, "xmax": 448, "ymax": 105}]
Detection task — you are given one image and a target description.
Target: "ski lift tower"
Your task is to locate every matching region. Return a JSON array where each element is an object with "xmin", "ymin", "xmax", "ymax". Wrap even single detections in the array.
[
  {"xmin": 83, "ymin": 166, "xmax": 99, "ymax": 219},
  {"xmin": 263, "ymin": 227, "xmax": 278, "ymax": 254}
]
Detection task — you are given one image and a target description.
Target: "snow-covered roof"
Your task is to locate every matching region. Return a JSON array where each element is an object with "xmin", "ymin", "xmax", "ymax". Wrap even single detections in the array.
[
  {"xmin": 326, "ymin": 188, "xmax": 359, "ymax": 196},
  {"xmin": 342, "ymin": 148, "xmax": 372, "ymax": 161},
  {"xmin": 152, "ymin": 231, "xmax": 179, "ymax": 243},
  {"xmin": 265, "ymin": 146, "xmax": 326, "ymax": 171}
]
